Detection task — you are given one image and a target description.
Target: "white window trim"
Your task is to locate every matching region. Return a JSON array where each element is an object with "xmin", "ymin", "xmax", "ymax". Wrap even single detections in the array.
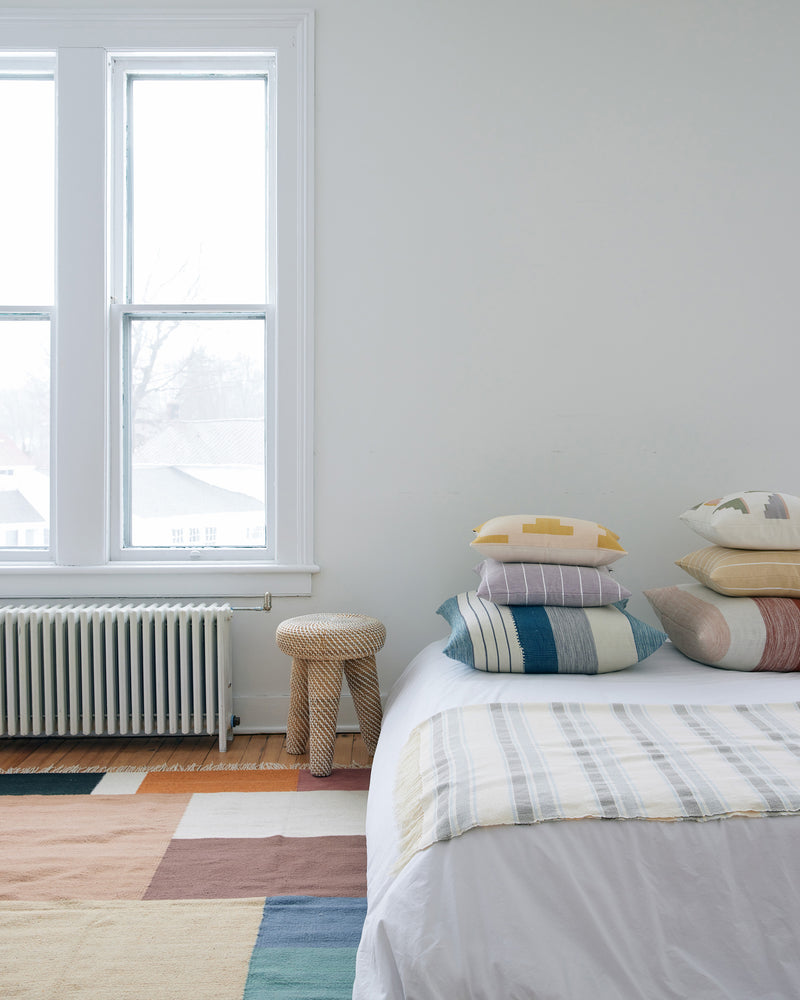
[{"xmin": 0, "ymin": 9, "xmax": 316, "ymax": 599}]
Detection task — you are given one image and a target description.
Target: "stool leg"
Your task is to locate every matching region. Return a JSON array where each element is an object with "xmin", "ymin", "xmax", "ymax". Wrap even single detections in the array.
[
  {"xmin": 343, "ymin": 655, "xmax": 383, "ymax": 755},
  {"xmin": 286, "ymin": 658, "xmax": 310, "ymax": 755},
  {"xmin": 307, "ymin": 661, "xmax": 343, "ymax": 777}
]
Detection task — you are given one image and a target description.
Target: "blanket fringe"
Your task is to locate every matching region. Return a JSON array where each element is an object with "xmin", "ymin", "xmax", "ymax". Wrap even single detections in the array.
[{"xmin": 393, "ymin": 722, "xmax": 426, "ymax": 873}]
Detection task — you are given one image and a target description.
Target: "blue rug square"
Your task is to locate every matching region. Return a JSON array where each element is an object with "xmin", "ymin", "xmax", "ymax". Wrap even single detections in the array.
[
  {"xmin": 243, "ymin": 896, "xmax": 367, "ymax": 999},
  {"xmin": 0, "ymin": 772, "xmax": 105, "ymax": 795}
]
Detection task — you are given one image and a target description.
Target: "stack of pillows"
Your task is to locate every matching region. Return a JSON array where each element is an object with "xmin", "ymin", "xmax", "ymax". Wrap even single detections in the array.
[
  {"xmin": 437, "ymin": 513, "xmax": 666, "ymax": 674},
  {"xmin": 646, "ymin": 490, "xmax": 800, "ymax": 672}
]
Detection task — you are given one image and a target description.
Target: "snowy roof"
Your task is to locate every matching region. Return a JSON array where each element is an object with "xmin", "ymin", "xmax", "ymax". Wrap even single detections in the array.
[
  {"xmin": 133, "ymin": 420, "xmax": 264, "ymax": 467},
  {"xmin": 0, "ymin": 490, "xmax": 44, "ymax": 525},
  {"xmin": 132, "ymin": 467, "xmax": 264, "ymax": 518}
]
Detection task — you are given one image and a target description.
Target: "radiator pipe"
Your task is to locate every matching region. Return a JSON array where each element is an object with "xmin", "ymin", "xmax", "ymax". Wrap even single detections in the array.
[{"xmin": 2, "ymin": 593, "xmax": 305, "ymax": 613}]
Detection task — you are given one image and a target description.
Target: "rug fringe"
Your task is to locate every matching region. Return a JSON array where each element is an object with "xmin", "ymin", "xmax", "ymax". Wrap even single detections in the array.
[{"xmin": 0, "ymin": 761, "xmax": 372, "ymax": 774}]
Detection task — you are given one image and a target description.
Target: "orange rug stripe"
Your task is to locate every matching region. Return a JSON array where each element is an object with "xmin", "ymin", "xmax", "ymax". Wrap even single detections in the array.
[{"xmin": 137, "ymin": 769, "xmax": 300, "ymax": 794}]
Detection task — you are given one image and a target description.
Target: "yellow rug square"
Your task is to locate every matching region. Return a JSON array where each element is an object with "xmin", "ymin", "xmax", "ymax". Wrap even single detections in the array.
[{"xmin": 0, "ymin": 898, "xmax": 265, "ymax": 1000}]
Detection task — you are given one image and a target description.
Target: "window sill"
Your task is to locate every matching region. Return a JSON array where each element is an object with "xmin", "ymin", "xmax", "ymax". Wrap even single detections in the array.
[{"xmin": 0, "ymin": 562, "xmax": 319, "ymax": 601}]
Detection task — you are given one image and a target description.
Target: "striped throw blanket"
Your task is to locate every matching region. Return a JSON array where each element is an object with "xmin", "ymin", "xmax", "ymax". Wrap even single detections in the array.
[{"xmin": 394, "ymin": 700, "xmax": 800, "ymax": 872}]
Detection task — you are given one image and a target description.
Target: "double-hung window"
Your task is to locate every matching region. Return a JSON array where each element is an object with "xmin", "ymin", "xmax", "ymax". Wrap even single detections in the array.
[{"xmin": 0, "ymin": 12, "xmax": 315, "ymax": 599}]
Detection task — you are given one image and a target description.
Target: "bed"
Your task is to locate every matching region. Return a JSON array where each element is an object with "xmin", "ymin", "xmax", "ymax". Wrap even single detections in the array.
[{"xmin": 353, "ymin": 639, "xmax": 800, "ymax": 1000}]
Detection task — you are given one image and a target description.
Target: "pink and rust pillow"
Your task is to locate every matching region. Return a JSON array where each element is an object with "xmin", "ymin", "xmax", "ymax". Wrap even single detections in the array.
[
  {"xmin": 474, "ymin": 558, "xmax": 630, "ymax": 607},
  {"xmin": 645, "ymin": 582, "xmax": 800, "ymax": 671}
]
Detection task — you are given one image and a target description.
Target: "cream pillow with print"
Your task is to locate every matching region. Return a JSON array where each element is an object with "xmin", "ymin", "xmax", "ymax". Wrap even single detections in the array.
[{"xmin": 680, "ymin": 491, "xmax": 800, "ymax": 550}]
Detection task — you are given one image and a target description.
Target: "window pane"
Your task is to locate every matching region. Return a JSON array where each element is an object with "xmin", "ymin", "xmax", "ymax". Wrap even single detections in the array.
[
  {"xmin": 0, "ymin": 320, "xmax": 50, "ymax": 548},
  {"xmin": 0, "ymin": 77, "xmax": 54, "ymax": 304},
  {"xmin": 130, "ymin": 77, "xmax": 267, "ymax": 304},
  {"xmin": 126, "ymin": 317, "xmax": 266, "ymax": 548}
]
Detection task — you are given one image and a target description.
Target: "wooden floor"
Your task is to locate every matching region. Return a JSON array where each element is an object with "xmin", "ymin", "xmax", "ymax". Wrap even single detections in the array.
[{"xmin": 0, "ymin": 732, "xmax": 373, "ymax": 771}]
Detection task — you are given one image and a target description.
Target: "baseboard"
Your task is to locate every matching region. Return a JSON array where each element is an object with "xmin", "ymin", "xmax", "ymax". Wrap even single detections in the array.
[{"xmin": 232, "ymin": 693, "xmax": 379, "ymax": 734}]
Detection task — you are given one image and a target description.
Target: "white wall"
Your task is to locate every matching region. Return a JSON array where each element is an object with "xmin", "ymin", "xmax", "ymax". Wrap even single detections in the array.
[{"xmin": 8, "ymin": 0, "xmax": 800, "ymax": 729}]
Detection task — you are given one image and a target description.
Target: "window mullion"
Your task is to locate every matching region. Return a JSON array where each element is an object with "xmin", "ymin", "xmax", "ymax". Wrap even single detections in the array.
[{"xmin": 53, "ymin": 46, "xmax": 108, "ymax": 566}]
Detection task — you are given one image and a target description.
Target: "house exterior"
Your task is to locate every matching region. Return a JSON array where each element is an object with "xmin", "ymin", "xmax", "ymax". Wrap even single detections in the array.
[
  {"xmin": 130, "ymin": 418, "xmax": 265, "ymax": 548},
  {"xmin": 0, "ymin": 434, "xmax": 48, "ymax": 548}
]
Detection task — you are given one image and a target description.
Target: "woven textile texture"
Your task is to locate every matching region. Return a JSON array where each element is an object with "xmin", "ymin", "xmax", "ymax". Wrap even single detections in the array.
[
  {"xmin": 277, "ymin": 614, "xmax": 385, "ymax": 776},
  {"xmin": 646, "ymin": 583, "xmax": 800, "ymax": 671},
  {"xmin": 437, "ymin": 591, "xmax": 666, "ymax": 674},
  {"xmin": 0, "ymin": 765, "xmax": 369, "ymax": 1000}
]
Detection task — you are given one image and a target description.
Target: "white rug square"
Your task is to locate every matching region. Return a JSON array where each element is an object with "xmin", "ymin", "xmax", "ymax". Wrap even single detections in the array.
[
  {"xmin": 92, "ymin": 772, "xmax": 148, "ymax": 794},
  {"xmin": 174, "ymin": 790, "xmax": 368, "ymax": 839}
]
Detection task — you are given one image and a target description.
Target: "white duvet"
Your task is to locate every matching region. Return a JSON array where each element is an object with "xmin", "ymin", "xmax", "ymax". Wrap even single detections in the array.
[{"xmin": 353, "ymin": 640, "xmax": 800, "ymax": 1000}]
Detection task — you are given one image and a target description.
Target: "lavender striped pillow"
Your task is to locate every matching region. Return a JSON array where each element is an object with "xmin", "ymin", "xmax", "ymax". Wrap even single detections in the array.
[{"xmin": 474, "ymin": 558, "xmax": 631, "ymax": 607}]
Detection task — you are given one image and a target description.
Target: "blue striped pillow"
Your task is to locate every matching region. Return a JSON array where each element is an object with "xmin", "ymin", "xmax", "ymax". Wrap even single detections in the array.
[{"xmin": 437, "ymin": 591, "xmax": 666, "ymax": 674}]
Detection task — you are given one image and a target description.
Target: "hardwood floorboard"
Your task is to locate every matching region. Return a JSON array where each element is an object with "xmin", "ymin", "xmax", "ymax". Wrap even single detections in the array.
[
  {"xmin": 68, "ymin": 738, "xmax": 126, "ymax": 770},
  {"xmin": 0, "ymin": 731, "xmax": 371, "ymax": 771},
  {"xmin": 0, "ymin": 738, "xmax": 46, "ymax": 769},
  {"xmin": 333, "ymin": 733, "xmax": 354, "ymax": 768},
  {"xmin": 13, "ymin": 739, "xmax": 71, "ymax": 771},
  {"xmin": 110, "ymin": 737, "xmax": 169, "ymax": 770},
  {"xmin": 352, "ymin": 734, "xmax": 373, "ymax": 767},
  {"xmin": 277, "ymin": 736, "xmax": 308, "ymax": 767},
  {"xmin": 162, "ymin": 735, "xmax": 215, "ymax": 769},
  {"xmin": 237, "ymin": 734, "xmax": 268, "ymax": 766},
  {"xmin": 264, "ymin": 733, "xmax": 286, "ymax": 764}
]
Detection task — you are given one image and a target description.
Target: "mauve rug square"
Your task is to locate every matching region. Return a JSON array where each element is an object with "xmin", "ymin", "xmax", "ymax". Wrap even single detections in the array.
[
  {"xmin": 297, "ymin": 768, "xmax": 371, "ymax": 791},
  {"xmin": 144, "ymin": 834, "xmax": 367, "ymax": 899}
]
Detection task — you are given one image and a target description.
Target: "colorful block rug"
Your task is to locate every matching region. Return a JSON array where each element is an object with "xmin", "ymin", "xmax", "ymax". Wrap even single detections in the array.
[{"xmin": 0, "ymin": 767, "xmax": 369, "ymax": 1000}]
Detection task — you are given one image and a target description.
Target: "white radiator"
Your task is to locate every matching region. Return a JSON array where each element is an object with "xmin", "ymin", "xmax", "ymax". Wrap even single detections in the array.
[{"xmin": 0, "ymin": 603, "xmax": 234, "ymax": 751}]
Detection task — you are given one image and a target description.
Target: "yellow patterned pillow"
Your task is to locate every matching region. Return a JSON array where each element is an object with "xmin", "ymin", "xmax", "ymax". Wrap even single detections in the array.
[
  {"xmin": 471, "ymin": 514, "xmax": 626, "ymax": 566},
  {"xmin": 676, "ymin": 546, "xmax": 800, "ymax": 597}
]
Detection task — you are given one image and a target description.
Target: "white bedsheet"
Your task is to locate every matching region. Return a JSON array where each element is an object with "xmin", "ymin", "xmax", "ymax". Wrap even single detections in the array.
[{"xmin": 353, "ymin": 641, "xmax": 800, "ymax": 1000}]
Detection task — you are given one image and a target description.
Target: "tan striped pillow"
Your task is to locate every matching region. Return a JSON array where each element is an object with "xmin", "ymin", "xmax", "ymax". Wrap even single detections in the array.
[
  {"xmin": 677, "ymin": 547, "xmax": 800, "ymax": 597},
  {"xmin": 645, "ymin": 583, "xmax": 800, "ymax": 671}
]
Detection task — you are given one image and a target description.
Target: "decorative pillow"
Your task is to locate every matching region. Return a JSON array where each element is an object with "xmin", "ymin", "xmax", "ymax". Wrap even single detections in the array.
[
  {"xmin": 676, "ymin": 546, "xmax": 800, "ymax": 597},
  {"xmin": 437, "ymin": 591, "xmax": 665, "ymax": 674},
  {"xmin": 474, "ymin": 558, "xmax": 631, "ymax": 607},
  {"xmin": 645, "ymin": 583, "xmax": 800, "ymax": 671},
  {"xmin": 470, "ymin": 514, "xmax": 626, "ymax": 567},
  {"xmin": 680, "ymin": 491, "xmax": 800, "ymax": 550}
]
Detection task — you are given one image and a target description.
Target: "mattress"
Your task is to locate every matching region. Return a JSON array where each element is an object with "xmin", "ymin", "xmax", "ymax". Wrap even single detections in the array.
[{"xmin": 353, "ymin": 640, "xmax": 800, "ymax": 1000}]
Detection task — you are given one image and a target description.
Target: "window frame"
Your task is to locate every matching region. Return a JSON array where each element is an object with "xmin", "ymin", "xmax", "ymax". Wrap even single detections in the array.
[
  {"xmin": 0, "ymin": 10, "xmax": 316, "ymax": 600},
  {"xmin": 0, "ymin": 54, "xmax": 55, "ymax": 562}
]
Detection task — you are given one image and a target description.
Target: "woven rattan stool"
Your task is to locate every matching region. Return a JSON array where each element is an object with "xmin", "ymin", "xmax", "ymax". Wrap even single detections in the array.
[{"xmin": 276, "ymin": 613, "xmax": 385, "ymax": 777}]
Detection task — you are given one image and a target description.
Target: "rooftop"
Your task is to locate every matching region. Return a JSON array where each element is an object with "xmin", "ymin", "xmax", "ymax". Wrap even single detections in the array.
[
  {"xmin": 0, "ymin": 490, "xmax": 44, "ymax": 525},
  {"xmin": 133, "ymin": 419, "xmax": 264, "ymax": 467},
  {"xmin": 132, "ymin": 466, "xmax": 264, "ymax": 518}
]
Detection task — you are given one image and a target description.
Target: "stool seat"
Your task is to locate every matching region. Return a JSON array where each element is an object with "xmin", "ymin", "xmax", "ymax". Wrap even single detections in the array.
[
  {"xmin": 276, "ymin": 613, "xmax": 385, "ymax": 777},
  {"xmin": 276, "ymin": 612, "xmax": 386, "ymax": 661}
]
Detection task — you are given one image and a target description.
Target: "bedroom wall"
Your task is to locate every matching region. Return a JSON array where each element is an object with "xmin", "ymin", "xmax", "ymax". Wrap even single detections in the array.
[{"xmin": 7, "ymin": 0, "xmax": 800, "ymax": 729}]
